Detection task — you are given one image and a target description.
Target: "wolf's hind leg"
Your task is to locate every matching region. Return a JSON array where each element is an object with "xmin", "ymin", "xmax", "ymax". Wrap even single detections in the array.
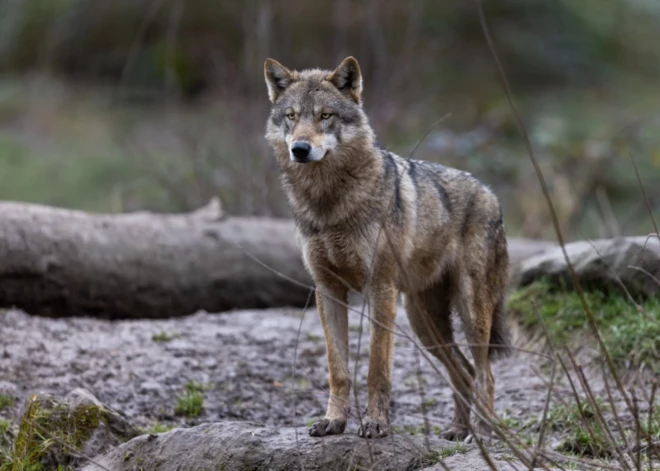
[
  {"xmin": 456, "ymin": 271, "xmax": 497, "ymax": 441},
  {"xmin": 309, "ymin": 283, "xmax": 350, "ymax": 437},
  {"xmin": 404, "ymin": 277, "xmax": 475, "ymax": 442}
]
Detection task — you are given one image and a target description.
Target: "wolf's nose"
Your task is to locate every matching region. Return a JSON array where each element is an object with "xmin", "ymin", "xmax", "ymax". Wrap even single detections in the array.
[{"xmin": 291, "ymin": 142, "xmax": 311, "ymax": 160}]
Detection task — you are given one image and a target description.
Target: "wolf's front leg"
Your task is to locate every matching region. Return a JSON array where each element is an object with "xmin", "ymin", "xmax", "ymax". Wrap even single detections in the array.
[
  {"xmin": 359, "ymin": 284, "xmax": 397, "ymax": 439},
  {"xmin": 309, "ymin": 283, "xmax": 350, "ymax": 437}
]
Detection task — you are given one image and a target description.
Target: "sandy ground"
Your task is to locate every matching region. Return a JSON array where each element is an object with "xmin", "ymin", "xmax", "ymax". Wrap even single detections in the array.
[{"xmin": 0, "ymin": 304, "xmax": 558, "ymax": 436}]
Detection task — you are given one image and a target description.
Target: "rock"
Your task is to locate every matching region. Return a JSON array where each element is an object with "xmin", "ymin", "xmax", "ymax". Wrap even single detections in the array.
[
  {"xmin": 422, "ymin": 448, "xmax": 562, "ymax": 470},
  {"xmin": 83, "ymin": 420, "xmax": 561, "ymax": 471},
  {"xmin": 516, "ymin": 236, "xmax": 660, "ymax": 296},
  {"xmin": 84, "ymin": 420, "xmax": 471, "ymax": 471},
  {"xmin": 13, "ymin": 388, "xmax": 138, "ymax": 469},
  {"xmin": 507, "ymin": 238, "xmax": 557, "ymax": 282}
]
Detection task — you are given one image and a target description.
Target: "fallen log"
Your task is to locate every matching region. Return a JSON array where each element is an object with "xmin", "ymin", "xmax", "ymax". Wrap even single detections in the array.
[
  {"xmin": 0, "ymin": 199, "xmax": 313, "ymax": 319},
  {"xmin": 0, "ymin": 198, "xmax": 559, "ymax": 319}
]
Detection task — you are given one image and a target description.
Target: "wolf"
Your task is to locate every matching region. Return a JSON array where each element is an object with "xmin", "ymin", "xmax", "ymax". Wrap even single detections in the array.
[{"xmin": 263, "ymin": 56, "xmax": 510, "ymax": 441}]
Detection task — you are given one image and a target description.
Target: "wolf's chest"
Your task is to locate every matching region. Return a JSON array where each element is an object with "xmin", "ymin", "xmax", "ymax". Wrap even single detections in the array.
[{"xmin": 299, "ymin": 227, "xmax": 375, "ymax": 290}]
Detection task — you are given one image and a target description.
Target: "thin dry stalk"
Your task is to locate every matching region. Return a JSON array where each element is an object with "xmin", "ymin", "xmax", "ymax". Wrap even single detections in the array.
[
  {"xmin": 470, "ymin": 431, "xmax": 499, "ymax": 471},
  {"xmin": 476, "ymin": 0, "xmax": 636, "ymax": 452},
  {"xmin": 557, "ymin": 352, "xmax": 603, "ymax": 454},
  {"xmin": 413, "ymin": 347, "xmax": 431, "ymax": 451},
  {"xmin": 629, "ymin": 152, "xmax": 660, "ymax": 241},
  {"xmin": 632, "ymin": 391, "xmax": 642, "ymax": 471},
  {"xmin": 649, "ymin": 381, "xmax": 658, "ymax": 466},
  {"xmin": 542, "ymin": 449, "xmax": 625, "ymax": 471},
  {"xmin": 352, "ymin": 295, "xmax": 374, "ymax": 464},
  {"xmin": 530, "ymin": 302, "xmax": 559, "ymax": 468},
  {"xmin": 290, "ymin": 288, "xmax": 314, "ymax": 471},
  {"xmin": 568, "ymin": 352, "xmax": 631, "ymax": 469},
  {"xmin": 627, "ymin": 265, "xmax": 660, "ymax": 289},
  {"xmin": 601, "ymin": 360, "xmax": 631, "ymax": 454},
  {"xmin": 118, "ymin": 0, "xmax": 167, "ymax": 94}
]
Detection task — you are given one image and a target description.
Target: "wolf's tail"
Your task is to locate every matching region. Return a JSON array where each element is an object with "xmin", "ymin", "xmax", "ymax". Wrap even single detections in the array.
[{"xmin": 489, "ymin": 298, "xmax": 512, "ymax": 360}]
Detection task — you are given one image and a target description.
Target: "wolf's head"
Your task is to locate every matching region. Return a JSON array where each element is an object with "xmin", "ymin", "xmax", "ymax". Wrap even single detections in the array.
[{"xmin": 264, "ymin": 57, "xmax": 373, "ymax": 165}]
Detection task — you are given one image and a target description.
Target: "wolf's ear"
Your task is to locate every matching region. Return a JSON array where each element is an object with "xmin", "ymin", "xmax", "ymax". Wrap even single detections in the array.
[
  {"xmin": 264, "ymin": 59, "xmax": 294, "ymax": 102},
  {"xmin": 327, "ymin": 56, "xmax": 362, "ymax": 104}
]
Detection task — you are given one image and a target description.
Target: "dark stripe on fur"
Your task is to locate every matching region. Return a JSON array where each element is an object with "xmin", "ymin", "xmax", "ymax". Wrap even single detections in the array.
[
  {"xmin": 460, "ymin": 192, "xmax": 478, "ymax": 237},
  {"xmin": 407, "ymin": 159, "xmax": 418, "ymax": 184},
  {"xmin": 383, "ymin": 151, "xmax": 402, "ymax": 219},
  {"xmin": 431, "ymin": 179, "xmax": 452, "ymax": 215},
  {"xmin": 487, "ymin": 207, "xmax": 504, "ymax": 245}
]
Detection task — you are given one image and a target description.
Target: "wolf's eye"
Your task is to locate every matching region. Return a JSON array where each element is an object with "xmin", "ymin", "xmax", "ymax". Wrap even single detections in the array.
[
  {"xmin": 286, "ymin": 112, "xmax": 295, "ymax": 120},
  {"xmin": 321, "ymin": 113, "xmax": 331, "ymax": 120}
]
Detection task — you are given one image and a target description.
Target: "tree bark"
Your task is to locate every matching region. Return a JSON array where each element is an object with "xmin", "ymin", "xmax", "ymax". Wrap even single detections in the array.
[{"xmin": 0, "ymin": 199, "xmax": 313, "ymax": 319}]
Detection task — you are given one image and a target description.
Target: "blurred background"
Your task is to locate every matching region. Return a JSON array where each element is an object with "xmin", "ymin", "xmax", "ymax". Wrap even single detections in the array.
[{"xmin": 0, "ymin": 0, "xmax": 659, "ymax": 240}]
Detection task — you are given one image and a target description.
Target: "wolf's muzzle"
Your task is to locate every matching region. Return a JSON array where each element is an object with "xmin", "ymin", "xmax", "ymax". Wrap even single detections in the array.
[{"xmin": 291, "ymin": 142, "xmax": 312, "ymax": 162}]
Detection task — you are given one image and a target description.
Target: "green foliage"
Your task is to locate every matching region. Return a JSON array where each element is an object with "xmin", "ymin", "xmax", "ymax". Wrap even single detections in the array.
[
  {"xmin": 523, "ymin": 397, "xmax": 660, "ymax": 460},
  {"xmin": 0, "ymin": 396, "xmax": 14, "ymax": 411},
  {"xmin": 0, "ymin": 135, "xmax": 170, "ymax": 213},
  {"xmin": 174, "ymin": 381, "xmax": 207, "ymax": 418},
  {"xmin": 407, "ymin": 443, "xmax": 468, "ymax": 469},
  {"xmin": 403, "ymin": 424, "xmax": 424, "ymax": 436},
  {"xmin": 422, "ymin": 398, "xmax": 437, "ymax": 409},
  {"xmin": 1, "ymin": 0, "xmax": 658, "ymax": 95},
  {"xmin": 1, "ymin": 394, "xmax": 103, "ymax": 471},
  {"xmin": 151, "ymin": 331, "xmax": 175, "ymax": 343},
  {"xmin": 438, "ymin": 443, "xmax": 468, "ymax": 459},
  {"xmin": 508, "ymin": 279, "xmax": 660, "ymax": 372}
]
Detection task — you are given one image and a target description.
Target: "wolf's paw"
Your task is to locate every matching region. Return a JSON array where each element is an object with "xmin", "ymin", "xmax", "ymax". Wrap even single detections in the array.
[
  {"xmin": 358, "ymin": 416, "xmax": 390, "ymax": 439},
  {"xmin": 308, "ymin": 417, "xmax": 346, "ymax": 437},
  {"xmin": 464, "ymin": 431, "xmax": 492, "ymax": 445},
  {"xmin": 464, "ymin": 423, "xmax": 493, "ymax": 444},
  {"xmin": 440, "ymin": 426, "xmax": 470, "ymax": 442}
]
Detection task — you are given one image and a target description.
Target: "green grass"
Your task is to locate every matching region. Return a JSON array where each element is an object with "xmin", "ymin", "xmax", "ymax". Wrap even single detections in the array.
[
  {"xmin": 422, "ymin": 398, "xmax": 437, "ymax": 409},
  {"xmin": 151, "ymin": 331, "xmax": 175, "ymax": 343},
  {"xmin": 0, "ymin": 394, "xmax": 107, "ymax": 471},
  {"xmin": 523, "ymin": 398, "xmax": 660, "ymax": 460},
  {"xmin": 438, "ymin": 443, "xmax": 468, "ymax": 459},
  {"xmin": 508, "ymin": 279, "xmax": 660, "ymax": 372},
  {"xmin": 409, "ymin": 443, "xmax": 468, "ymax": 468},
  {"xmin": 0, "ymin": 395, "xmax": 14, "ymax": 410},
  {"xmin": 305, "ymin": 332, "xmax": 321, "ymax": 343},
  {"xmin": 403, "ymin": 424, "xmax": 424, "ymax": 435},
  {"xmin": 174, "ymin": 381, "xmax": 207, "ymax": 418},
  {"xmin": 0, "ymin": 135, "xmax": 171, "ymax": 213},
  {"xmin": 514, "ymin": 400, "xmax": 613, "ymax": 459},
  {"xmin": 0, "ymin": 419, "xmax": 11, "ymax": 463},
  {"xmin": 550, "ymin": 401, "xmax": 613, "ymax": 458}
]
